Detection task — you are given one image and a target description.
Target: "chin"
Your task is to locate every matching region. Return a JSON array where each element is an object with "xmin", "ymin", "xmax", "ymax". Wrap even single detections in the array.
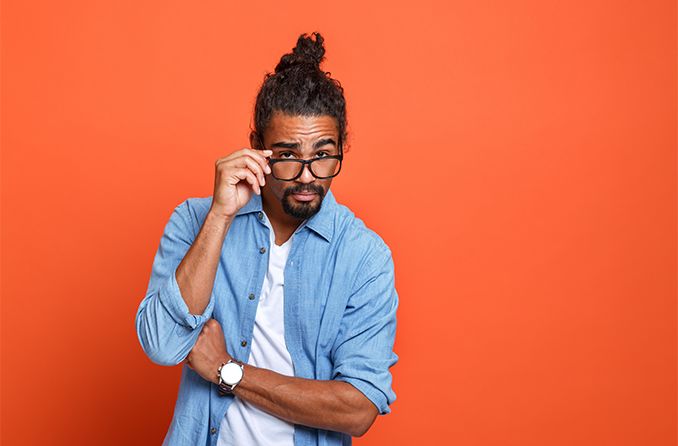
[{"xmin": 282, "ymin": 196, "xmax": 322, "ymax": 219}]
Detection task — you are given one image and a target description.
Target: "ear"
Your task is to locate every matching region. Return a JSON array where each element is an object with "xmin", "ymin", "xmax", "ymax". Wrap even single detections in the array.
[{"xmin": 249, "ymin": 131, "xmax": 260, "ymax": 150}]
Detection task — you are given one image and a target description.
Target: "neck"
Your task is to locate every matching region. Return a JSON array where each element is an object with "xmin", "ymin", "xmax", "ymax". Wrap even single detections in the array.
[{"xmin": 261, "ymin": 193, "xmax": 304, "ymax": 245}]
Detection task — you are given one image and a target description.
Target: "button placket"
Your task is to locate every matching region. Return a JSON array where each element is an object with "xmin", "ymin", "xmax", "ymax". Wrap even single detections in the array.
[{"xmin": 238, "ymin": 216, "xmax": 265, "ymax": 365}]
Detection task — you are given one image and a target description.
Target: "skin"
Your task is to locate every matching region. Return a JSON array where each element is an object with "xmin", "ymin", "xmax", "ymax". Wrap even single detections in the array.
[
  {"xmin": 251, "ymin": 111, "xmax": 339, "ymax": 245},
  {"xmin": 176, "ymin": 111, "xmax": 379, "ymax": 437}
]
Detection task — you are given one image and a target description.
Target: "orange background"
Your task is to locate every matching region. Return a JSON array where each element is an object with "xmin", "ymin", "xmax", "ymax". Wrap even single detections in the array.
[{"xmin": 2, "ymin": 1, "xmax": 676, "ymax": 445}]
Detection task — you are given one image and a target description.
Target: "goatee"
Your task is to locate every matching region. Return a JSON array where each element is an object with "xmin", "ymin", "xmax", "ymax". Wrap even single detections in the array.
[{"xmin": 282, "ymin": 184, "xmax": 326, "ymax": 219}]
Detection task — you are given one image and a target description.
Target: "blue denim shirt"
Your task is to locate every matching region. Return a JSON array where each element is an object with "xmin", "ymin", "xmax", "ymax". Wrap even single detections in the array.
[{"xmin": 135, "ymin": 189, "xmax": 399, "ymax": 446}]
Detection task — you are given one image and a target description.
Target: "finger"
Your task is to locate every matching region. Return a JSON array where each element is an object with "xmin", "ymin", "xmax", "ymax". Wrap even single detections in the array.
[
  {"xmin": 236, "ymin": 149, "xmax": 273, "ymax": 173},
  {"xmin": 218, "ymin": 151, "xmax": 272, "ymax": 177},
  {"xmin": 223, "ymin": 155, "xmax": 267, "ymax": 186},
  {"xmin": 243, "ymin": 148, "xmax": 273, "ymax": 174},
  {"xmin": 242, "ymin": 154, "xmax": 270, "ymax": 183},
  {"xmin": 228, "ymin": 148, "xmax": 272, "ymax": 173},
  {"xmin": 231, "ymin": 168, "xmax": 261, "ymax": 195},
  {"xmin": 220, "ymin": 148, "xmax": 271, "ymax": 171}
]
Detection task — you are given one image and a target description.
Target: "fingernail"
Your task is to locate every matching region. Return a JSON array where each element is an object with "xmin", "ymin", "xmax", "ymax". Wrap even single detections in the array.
[{"xmin": 264, "ymin": 150, "xmax": 273, "ymax": 154}]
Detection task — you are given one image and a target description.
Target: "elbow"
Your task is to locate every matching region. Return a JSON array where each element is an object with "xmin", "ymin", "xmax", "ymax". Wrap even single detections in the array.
[
  {"xmin": 135, "ymin": 316, "xmax": 187, "ymax": 367},
  {"xmin": 137, "ymin": 334, "xmax": 183, "ymax": 366},
  {"xmin": 143, "ymin": 346, "xmax": 185, "ymax": 367},
  {"xmin": 349, "ymin": 421, "xmax": 373, "ymax": 438},
  {"xmin": 349, "ymin": 427, "xmax": 368, "ymax": 438},
  {"xmin": 335, "ymin": 380, "xmax": 381, "ymax": 437},
  {"xmin": 348, "ymin": 407, "xmax": 378, "ymax": 438},
  {"xmin": 137, "ymin": 329, "xmax": 187, "ymax": 366}
]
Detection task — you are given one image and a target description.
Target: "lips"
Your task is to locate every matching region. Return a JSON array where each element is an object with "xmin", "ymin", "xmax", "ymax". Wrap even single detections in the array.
[{"xmin": 291, "ymin": 192, "xmax": 317, "ymax": 202}]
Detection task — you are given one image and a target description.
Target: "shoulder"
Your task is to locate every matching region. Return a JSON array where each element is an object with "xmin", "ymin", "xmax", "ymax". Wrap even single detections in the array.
[
  {"xmin": 182, "ymin": 195, "xmax": 213, "ymax": 219},
  {"xmin": 331, "ymin": 198, "xmax": 393, "ymax": 275},
  {"xmin": 170, "ymin": 196, "xmax": 214, "ymax": 238}
]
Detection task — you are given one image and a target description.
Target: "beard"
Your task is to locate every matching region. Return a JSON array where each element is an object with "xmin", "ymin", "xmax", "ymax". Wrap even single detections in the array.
[{"xmin": 281, "ymin": 183, "xmax": 326, "ymax": 219}]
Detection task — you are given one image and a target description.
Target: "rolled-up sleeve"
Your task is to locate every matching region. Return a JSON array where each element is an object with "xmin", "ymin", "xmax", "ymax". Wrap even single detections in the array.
[
  {"xmin": 135, "ymin": 200, "xmax": 216, "ymax": 366},
  {"xmin": 331, "ymin": 246, "xmax": 399, "ymax": 415}
]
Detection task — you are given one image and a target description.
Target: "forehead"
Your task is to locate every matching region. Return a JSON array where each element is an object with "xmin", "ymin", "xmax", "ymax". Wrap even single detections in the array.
[{"xmin": 265, "ymin": 112, "xmax": 339, "ymax": 140}]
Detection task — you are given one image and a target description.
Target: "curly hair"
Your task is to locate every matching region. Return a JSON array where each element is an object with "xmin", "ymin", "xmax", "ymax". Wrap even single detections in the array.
[{"xmin": 252, "ymin": 32, "xmax": 348, "ymax": 151}]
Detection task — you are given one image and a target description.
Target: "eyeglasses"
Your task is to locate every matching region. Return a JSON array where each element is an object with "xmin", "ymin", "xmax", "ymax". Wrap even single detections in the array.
[{"xmin": 255, "ymin": 134, "xmax": 343, "ymax": 181}]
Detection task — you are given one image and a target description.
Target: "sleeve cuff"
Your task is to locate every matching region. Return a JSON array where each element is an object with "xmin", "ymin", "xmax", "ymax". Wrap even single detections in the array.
[
  {"xmin": 158, "ymin": 268, "xmax": 214, "ymax": 329},
  {"xmin": 335, "ymin": 375, "xmax": 391, "ymax": 415}
]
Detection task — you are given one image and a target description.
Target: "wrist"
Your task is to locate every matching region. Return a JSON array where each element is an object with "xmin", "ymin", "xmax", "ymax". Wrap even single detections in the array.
[
  {"xmin": 206, "ymin": 207, "xmax": 234, "ymax": 228},
  {"xmin": 232, "ymin": 363, "xmax": 255, "ymax": 395},
  {"xmin": 213, "ymin": 355, "xmax": 232, "ymax": 384},
  {"xmin": 217, "ymin": 358, "xmax": 244, "ymax": 394}
]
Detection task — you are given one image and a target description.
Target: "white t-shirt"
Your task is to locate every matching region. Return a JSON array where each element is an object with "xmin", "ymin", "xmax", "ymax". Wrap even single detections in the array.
[{"xmin": 217, "ymin": 212, "xmax": 296, "ymax": 446}]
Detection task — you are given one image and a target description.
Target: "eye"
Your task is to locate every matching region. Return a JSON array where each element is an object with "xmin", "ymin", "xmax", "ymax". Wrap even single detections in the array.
[
  {"xmin": 315, "ymin": 151, "xmax": 329, "ymax": 158},
  {"xmin": 279, "ymin": 152, "xmax": 296, "ymax": 159}
]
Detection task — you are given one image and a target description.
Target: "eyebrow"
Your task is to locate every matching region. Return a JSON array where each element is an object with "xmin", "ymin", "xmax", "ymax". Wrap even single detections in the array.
[{"xmin": 269, "ymin": 138, "xmax": 337, "ymax": 150}]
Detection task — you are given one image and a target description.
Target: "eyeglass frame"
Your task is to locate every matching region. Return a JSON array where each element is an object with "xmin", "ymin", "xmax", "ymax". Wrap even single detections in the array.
[{"xmin": 254, "ymin": 133, "xmax": 344, "ymax": 181}]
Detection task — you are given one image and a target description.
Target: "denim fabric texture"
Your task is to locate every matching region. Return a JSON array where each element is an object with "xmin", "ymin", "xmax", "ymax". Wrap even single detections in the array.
[{"xmin": 135, "ymin": 189, "xmax": 399, "ymax": 446}]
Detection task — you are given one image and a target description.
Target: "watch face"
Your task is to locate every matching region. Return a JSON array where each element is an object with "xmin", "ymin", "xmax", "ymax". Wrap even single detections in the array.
[{"xmin": 220, "ymin": 362, "xmax": 243, "ymax": 385}]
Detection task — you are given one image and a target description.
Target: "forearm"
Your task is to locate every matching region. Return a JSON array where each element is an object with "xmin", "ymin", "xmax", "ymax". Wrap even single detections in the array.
[
  {"xmin": 227, "ymin": 365, "xmax": 377, "ymax": 437},
  {"xmin": 176, "ymin": 210, "xmax": 232, "ymax": 314}
]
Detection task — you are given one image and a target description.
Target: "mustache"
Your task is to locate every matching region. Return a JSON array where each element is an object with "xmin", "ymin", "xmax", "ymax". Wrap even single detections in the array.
[{"xmin": 283, "ymin": 183, "xmax": 325, "ymax": 197}]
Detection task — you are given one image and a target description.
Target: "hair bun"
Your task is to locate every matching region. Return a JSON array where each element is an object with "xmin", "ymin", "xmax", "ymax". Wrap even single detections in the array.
[{"xmin": 274, "ymin": 32, "xmax": 326, "ymax": 74}]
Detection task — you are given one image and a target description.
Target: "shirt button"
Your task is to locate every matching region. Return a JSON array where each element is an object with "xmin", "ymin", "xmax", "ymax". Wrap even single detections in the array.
[
  {"xmin": 257, "ymin": 211, "xmax": 263, "ymax": 220},
  {"xmin": 259, "ymin": 247, "xmax": 266, "ymax": 254},
  {"xmin": 210, "ymin": 427, "xmax": 217, "ymax": 434},
  {"xmin": 248, "ymin": 293, "xmax": 255, "ymax": 300},
  {"xmin": 241, "ymin": 340, "xmax": 248, "ymax": 347}
]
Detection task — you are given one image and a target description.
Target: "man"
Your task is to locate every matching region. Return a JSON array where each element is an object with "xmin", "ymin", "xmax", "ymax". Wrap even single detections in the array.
[{"xmin": 135, "ymin": 32, "xmax": 398, "ymax": 446}]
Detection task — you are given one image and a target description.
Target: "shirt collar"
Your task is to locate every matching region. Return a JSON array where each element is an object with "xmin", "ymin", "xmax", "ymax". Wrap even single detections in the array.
[{"xmin": 236, "ymin": 189, "xmax": 337, "ymax": 243}]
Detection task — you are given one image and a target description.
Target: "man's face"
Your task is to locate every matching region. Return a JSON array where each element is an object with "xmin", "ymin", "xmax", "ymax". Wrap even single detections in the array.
[{"xmin": 253, "ymin": 111, "xmax": 341, "ymax": 220}]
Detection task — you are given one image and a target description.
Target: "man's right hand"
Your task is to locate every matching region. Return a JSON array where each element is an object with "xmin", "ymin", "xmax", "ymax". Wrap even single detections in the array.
[{"xmin": 209, "ymin": 148, "xmax": 272, "ymax": 219}]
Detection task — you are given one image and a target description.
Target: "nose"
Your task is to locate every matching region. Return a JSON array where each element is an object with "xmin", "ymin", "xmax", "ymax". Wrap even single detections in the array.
[{"xmin": 296, "ymin": 162, "xmax": 316, "ymax": 184}]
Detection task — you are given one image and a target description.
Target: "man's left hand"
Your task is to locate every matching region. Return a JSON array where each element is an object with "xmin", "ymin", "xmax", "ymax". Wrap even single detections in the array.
[{"xmin": 186, "ymin": 318, "xmax": 231, "ymax": 385}]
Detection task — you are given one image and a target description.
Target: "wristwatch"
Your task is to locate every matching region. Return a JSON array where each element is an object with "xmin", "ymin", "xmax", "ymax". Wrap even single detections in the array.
[{"xmin": 217, "ymin": 359, "xmax": 244, "ymax": 395}]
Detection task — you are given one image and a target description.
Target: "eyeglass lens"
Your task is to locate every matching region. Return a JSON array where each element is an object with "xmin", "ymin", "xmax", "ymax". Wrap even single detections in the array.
[{"xmin": 272, "ymin": 158, "xmax": 341, "ymax": 180}]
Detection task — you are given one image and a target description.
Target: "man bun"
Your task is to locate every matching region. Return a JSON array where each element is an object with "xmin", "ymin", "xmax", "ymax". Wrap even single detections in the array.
[
  {"xmin": 253, "ymin": 31, "xmax": 348, "ymax": 151},
  {"xmin": 274, "ymin": 32, "xmax": 326, "ymax": 74}
]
